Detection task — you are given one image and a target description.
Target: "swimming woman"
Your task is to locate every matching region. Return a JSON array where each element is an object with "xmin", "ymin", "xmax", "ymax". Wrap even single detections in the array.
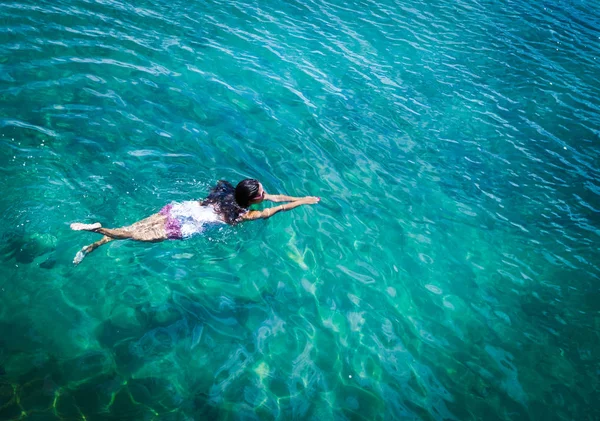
[{"xmin": 70, "ymin": 179, "xmax": 320, "ymax": 264}]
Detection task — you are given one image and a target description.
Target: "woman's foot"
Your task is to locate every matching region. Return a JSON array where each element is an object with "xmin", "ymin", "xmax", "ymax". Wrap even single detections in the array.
[
  {"xmin": 70, "ymin": 222, "xmax": 101, "ymax": 231},
  {"xmin": 73, "ymin": 245, "xmax": 90, "ymax": 265}
]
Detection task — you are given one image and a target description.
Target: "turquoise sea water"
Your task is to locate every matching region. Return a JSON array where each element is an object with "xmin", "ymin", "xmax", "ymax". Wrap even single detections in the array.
[{"xmin": 1, "ymin": 0, "xmax": 600, "ymax": 419}]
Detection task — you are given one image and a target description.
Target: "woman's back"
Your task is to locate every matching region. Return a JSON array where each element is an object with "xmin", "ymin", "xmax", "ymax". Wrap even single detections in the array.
[{"xmin": 161, "ymin": 201, "xmax": 224, "ymax": 239}]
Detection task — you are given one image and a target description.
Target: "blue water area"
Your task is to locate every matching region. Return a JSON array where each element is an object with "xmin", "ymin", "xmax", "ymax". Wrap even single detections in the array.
[{"xmin": 1, "ymin": 0, "xmax": 600, "ymax": 419}]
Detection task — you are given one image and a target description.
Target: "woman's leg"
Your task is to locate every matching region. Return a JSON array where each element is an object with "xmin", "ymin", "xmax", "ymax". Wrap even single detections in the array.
[
  {"xmin": 120, "ymin": 213, "xmax": 169, "ymax": 241},
  {"xmin": 71, "ymin": 213, "xmax": 170, "ymax": 265},
  {"xmin": 73, "ymin": 236, "xmax": 113, "ymax": 265},
  {"xmin": 71, "ymin": 213, "xmax": 169, "ymax": 242}
]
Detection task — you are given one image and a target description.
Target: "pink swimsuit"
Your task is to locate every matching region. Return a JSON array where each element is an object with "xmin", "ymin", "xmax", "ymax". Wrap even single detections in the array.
[{"xmin": 160, "ymin": 201, "xmax": 222, "ymax": 239}]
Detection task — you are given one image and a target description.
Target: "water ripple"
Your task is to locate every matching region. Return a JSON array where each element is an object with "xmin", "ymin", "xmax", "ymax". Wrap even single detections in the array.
[{"xmin": 1, "ymin": 0, "xmax": 600, "ymax": 419}]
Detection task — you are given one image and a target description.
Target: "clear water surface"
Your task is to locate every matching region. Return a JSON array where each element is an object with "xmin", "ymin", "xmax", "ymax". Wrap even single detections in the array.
[{"xmin": 1, "ymin": 0, "xmax": 599, "ymax": 419}]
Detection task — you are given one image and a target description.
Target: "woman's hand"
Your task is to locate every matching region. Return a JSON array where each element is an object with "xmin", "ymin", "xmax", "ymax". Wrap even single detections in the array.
[{"xmin": 300, "ymin": 196, "xmax": 320, "ymax": 205}]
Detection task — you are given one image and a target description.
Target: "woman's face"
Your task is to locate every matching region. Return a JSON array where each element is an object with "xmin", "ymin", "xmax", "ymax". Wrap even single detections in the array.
[
  {"xmin": 254, "ymin": 183, "xmax": 265, "ymax": 203},
  {"xmin": 252, "ymin": 183, "xmax": 265, "ymax": 204}
]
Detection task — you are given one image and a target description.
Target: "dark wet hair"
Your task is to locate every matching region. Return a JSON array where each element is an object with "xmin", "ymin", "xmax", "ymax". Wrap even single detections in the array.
[
  {"xmin": 235, "ymin": 179, "xmax": 260, "ymax": 208},
  {"xmin": 202, "ymin": 179, "xmax": 260, "ymax": 225}
]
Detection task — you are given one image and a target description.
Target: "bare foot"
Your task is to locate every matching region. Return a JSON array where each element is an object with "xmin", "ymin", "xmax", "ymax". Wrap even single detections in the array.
[
  {"xmin": 70, "ymin": 222, "xmax": 101, "ymax": 231},
  {"xmin": 73, "ymin": 246, "xmax": 90, "ymax": 265}
]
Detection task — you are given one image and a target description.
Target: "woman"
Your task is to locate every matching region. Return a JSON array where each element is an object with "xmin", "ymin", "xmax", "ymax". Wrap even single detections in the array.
[{"xmin": 70, "ymin": 179, "xmax": 320, "ymax": 264}]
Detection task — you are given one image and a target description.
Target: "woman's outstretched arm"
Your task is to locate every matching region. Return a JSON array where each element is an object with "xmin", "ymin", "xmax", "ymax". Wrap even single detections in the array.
[
  {"xmin": 264, "ymin": 192, "xmax": 305, "ymax": 202},
  {"xmin": 242, "ymin": 196, "xmax": 320, "ymax": 220}
]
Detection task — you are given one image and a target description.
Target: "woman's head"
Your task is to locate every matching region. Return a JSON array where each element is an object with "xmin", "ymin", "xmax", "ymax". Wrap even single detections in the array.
[{"xmin": 235, "ymin": 179, "xmax": 264, "ymax": 208}]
